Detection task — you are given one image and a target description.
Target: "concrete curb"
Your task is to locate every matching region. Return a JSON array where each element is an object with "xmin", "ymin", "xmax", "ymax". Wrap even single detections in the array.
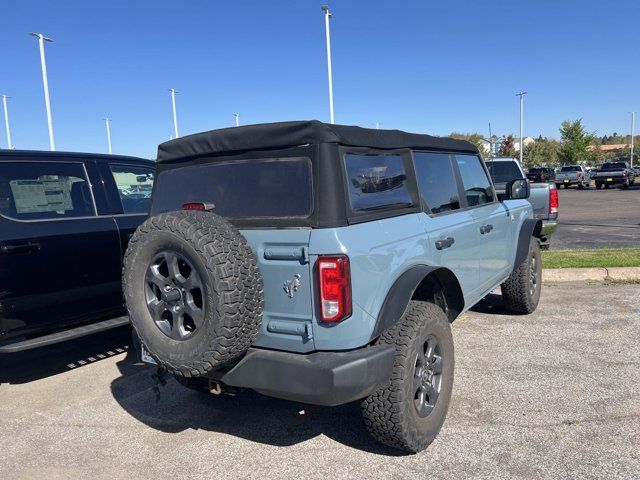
[{"xmin": 543, "ymin": 266, "xmax": 640, "ymax": 282}]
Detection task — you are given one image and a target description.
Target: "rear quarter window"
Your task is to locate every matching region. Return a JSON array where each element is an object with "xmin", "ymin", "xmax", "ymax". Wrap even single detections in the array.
[
  {"xmin": 152, "ymin": 157, "xmax": 312, "ymax": 219},
  {"xmin": 343, "ymin": 154, "xmax": 412, "ymax": 212}
]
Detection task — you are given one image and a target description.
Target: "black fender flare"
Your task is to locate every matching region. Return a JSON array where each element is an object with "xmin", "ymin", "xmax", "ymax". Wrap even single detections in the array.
[
  {"xmin": 370, "ymin": 265, "xmax": 464, "ymax": 341},
  {"xmin": 514, "ymin": 219, "xmax": 543, "ymax": 267}
]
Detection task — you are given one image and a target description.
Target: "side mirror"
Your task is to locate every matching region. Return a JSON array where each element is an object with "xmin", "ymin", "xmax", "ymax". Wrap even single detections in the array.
[{"xmin": 504, "ymin": 179, "xmax": 530, "ymax": 200}]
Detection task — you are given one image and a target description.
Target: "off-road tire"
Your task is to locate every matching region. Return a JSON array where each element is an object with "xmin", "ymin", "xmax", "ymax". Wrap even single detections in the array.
[
  {"xmin": 501, "ymin": 237, "xmax": 541, "ymax": 314},
  {"xmin": 123, "ymin": 210, "xmax": 264, "ymax": 378},
  {"xmin": 362, "ymin": 301, "xmax": 454, "ymax": 453}
]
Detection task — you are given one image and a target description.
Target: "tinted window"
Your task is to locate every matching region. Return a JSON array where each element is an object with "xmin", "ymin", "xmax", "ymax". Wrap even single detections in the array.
[
  {"xmin": 110, "ymin": 164, "xmax": 154, "ymax": 214},
  {"xmin": 455, "ymin": 155, "xmax": 494, "ymax": 206},
  {"xmin": 485, "ymin": 161, "xmax": 524, "ymax": 183},
  {"xmin": 152, "ymin": 157, "xmax": 312, "ymax": 218},
  {"xmin": 0, "ymin": 161, "xmax": 94, "ymax": 220},
  {"xmin": 601, "ymin": 162, "xmax": 626, "ymax": 170},
  {"xmin": 344, "ymin": 154, "xmax": 412, "ymax": 212},
  {"xmin": 413, "ymin": 152, "xmax": 460, "ymax": 214},
  {"xmin": 561, "ymin": 166, "xmax": 581, "ymax": 172},
  {"xmin": 528, "ymin": 168, "xmax": 543, "ymax": 173}
]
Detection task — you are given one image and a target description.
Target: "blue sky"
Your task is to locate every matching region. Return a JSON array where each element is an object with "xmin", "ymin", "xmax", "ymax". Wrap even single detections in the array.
[{"xmin": 1, "ymin": 0, "xmax": 638, "ymax": 158}]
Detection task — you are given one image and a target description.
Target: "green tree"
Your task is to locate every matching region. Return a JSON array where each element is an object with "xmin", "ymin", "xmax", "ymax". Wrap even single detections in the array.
[
  {"xmin": 558, "ymin": 119, "xmax": 594, "ymax": 164},
  {"xmin": 498, "ymin": 135, "xmax": 518, "ymax": 158},
  {"xmin": 449, "ymin": 132, "xmax": 486, "ymax": 153}
]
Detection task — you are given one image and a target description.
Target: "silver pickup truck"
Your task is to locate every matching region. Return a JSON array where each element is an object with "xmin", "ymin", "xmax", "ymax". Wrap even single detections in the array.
[
  {"xmin": 486, "ymin": 158, "xmax": 558, "ymax": 247},
  {"xmin": 555, "ymin": 165, "xmax": 590, "ymax": 189}
]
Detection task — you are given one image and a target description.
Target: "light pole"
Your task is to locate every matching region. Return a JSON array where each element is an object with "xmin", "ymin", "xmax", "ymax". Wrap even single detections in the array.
[
  {"xmin": 321, "ymin": 5, "xmax": 334, "ymax": 124},
  {"xmin": 103, "ymin": 117, "xmax": 112, "ymax": 154},
  {"xmin": 234, "ymin": 113, "xmax": 240, "ymax": 127},
  {"xmin": 168, "ymin": 88, "xmax": 179, "ymax": 138},
  {"xmin": 630, "ymin": 112, "xmax": 636, "ymax": 168},
  {"xmin": 1, "ymin": 95, "xmax": 13, "ymax": 149},
  {"xmin": 28, "ymin": 32, "xmax": 55, "ymax": 151},
  {"xmin": 516, "ymin": 91, "xmax": 527, "ymax": 164},
  {"xmin": 375, "ymin": 122, "xmax": 381, "ymax": 130}
]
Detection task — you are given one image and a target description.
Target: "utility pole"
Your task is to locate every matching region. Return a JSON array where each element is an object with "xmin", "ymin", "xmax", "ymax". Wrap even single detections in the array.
[
  {"xmin": 375, "ymin": 122, "xmax": 381, "ymax": 130},
  {"xmin": 488, "ymin": 122, "xmax": 493, "ymax": 157},
  {"xmin": 516, "ymin": 91, "xmax": 527, "ymax": 164},
  {"xmin": 168, "ymin": 88, "xmax": 179, "ymax": 138},
  {"xmin": 104, "ymin": 117, "xmax": 112, "ymax": 154},
  {"xmin": 29, "ymin": 32, "xmax": 55, "ymax": 150},
  {"xmin": 234, "ymin": 113, "xmax": 240, "ymax": 127},
  {"xmin": 631, "ymin": 111, "xmax": 636, "ymax": 168},
  {"xmin": 321, "ymin": 5, "xmax": 334, "ymax": 124},
  {"xmin": 1, "ymin": 95, "xmax": 13, "ymax": 149}
]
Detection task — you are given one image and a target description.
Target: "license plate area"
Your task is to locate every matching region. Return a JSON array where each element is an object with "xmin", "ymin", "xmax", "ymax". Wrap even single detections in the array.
[{"xmin": 140, "ymin": 344, "xmax": 157, "ymax": 365}]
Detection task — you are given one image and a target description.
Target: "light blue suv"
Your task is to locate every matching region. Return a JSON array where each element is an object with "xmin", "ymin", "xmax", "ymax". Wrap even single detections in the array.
[{"xmin": 124, "ymin": 121, "xmax": 542, "ymax": 452}]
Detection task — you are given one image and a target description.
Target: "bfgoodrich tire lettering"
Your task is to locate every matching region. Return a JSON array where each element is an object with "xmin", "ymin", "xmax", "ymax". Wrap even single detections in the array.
[
  {"xmin": 123, "ymin": 210, "xmax": 264, "ymax": 377},
  {"xmin": 501, "ymin": 237, "xmax": 541, "ymax": 314},
  {"xmin": 362, "ymin": 301, "xmax": 454, "ymax": 453}
]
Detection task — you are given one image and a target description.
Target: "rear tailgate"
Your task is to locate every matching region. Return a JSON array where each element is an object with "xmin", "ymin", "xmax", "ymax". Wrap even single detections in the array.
[{"xmin": 529, "ymin": 183, "xmax": 551, "ymax": 219}]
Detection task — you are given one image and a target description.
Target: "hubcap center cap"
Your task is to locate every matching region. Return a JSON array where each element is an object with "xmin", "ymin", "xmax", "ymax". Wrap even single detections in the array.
[{"xmin": 162, "ymin": 287, "xmax": 182, "ymax": 303}]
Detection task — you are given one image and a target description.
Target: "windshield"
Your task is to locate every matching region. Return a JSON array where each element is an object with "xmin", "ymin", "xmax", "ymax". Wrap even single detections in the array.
[
  {"xmin": 601, "ymin": 163, "xmax": 626, "ymax": 170},
  {"xmin": 561, "ymin": 166, "xmax": 581, "ymax": 172},
  {"xmin": 485, "ymin": 161, "xmax": 523, "ymax": 183}
]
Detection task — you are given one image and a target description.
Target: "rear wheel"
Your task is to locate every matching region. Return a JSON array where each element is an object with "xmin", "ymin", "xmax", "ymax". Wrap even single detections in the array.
[
  {"xmin": 501, "ymin": 237, "xmax": 542, "ymax": 314},
  {"xmin": 362, "ymin": 301, "xmax": 454, "ymax": 453},
  {"xmin": 605, "ymin": 183, "xmax": 610, "ymax": 189},
  {"xmin": 596, "ymin": 182, "xmax": 602, "ymax": 190},
  {"xmin": 622, "ymin": 178, "xmax": 630, "ymax": 189},
  {"xmin": 577, "ymin": 181, "xmax": 584, "ymax": 189}
]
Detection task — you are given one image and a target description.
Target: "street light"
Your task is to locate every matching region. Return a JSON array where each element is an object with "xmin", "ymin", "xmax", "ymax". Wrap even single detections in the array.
[
  {"xmin": 28, "ymin": 32, "xmax": 55, "ymax": 151},
  {"xmin": 168, "ymin": 88, "xmax": 179, "ymax": 138},
  {"xmin": 103, "ymin": 117, "xmax": 112, "ymax": 154},
  {"xmin": 516, "ymin": 91, "xmax": 527, "ymax": 164},
  {"xmin": 321, "ymin": 5, "xmax": 334, "ymax": 124},
  {"xmin": 1, "ymin": 95, "xmax": 13, "ymax": 149},
  {"xmin": 234, "ymin": 113, "xmax": 240, "ymax": 127},
  {"xmin": 630, "ymin": 112, "xmax": 636, "ymax": 168}
]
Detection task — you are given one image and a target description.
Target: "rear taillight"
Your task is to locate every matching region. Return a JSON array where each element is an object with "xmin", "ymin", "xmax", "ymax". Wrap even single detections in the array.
[
  {"xmin": 317, "ymin": 255, "xmax": 352, "ymax": 323},
  {"xmin": 182, "ymin": 202, "xmax": 215, "ymax": 211},
  {"xmin": 623, "ymin": 170, "xmax": 627, "ymax": 176},
  {"xmin": 577, "ymin": 172, "xmax": 582, "ymax": 178},
  {"xmin": 541, "ymin": 173, "xmax": 546, "ymax": 181},
  {"xmin": 549, "ymin": 188, "xmax": 559, "ymax": 215}
]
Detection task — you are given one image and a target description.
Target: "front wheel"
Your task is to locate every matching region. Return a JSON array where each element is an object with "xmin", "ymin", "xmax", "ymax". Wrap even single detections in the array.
[
  {"xmin": 362, "ymin": 301, "xmax": 454, "ymax": 453},
  {"xmin": 501, "ymin": 237, "xmax": 542, "ymax": 314}
]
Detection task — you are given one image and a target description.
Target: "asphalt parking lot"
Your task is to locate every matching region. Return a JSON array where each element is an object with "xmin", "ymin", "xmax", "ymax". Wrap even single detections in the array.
[
  {"xmin": 1, "ymin": 281, "xmax": 638, "ymax": 480},
  {"xmin": 552, "ymin": 183, "xmax": 640, "ymax": 249}
]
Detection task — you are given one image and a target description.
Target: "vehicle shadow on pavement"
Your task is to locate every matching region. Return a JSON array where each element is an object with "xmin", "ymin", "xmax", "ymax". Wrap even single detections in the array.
[
  {"xmin": 470, "ymin": 293, "xmax": 514, "ymax": 316},
  {"xmin": 0, "ymin": 326, "xmax": 131, "ymax": 385},
  {"xmin": 110, "ymin": 349, "xmax": 407, "ymax": 456}
]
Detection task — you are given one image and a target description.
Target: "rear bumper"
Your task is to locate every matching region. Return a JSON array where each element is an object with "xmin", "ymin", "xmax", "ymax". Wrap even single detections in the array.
[
  {"xmin": 215, "ymin": 344, "xmax": 396, "ymax": 406},
  {"xmin": 594, "ymin": 177, "xmax": 626, "ymax": 184}
]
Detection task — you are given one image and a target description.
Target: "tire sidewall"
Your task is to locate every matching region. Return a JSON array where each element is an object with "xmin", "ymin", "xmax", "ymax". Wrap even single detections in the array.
[{"xmin": 527, "ymin": 238, "xmax": 542, "ymax": 308}]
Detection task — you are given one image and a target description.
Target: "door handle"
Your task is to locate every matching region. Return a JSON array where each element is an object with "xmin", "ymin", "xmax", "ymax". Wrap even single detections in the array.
[
  {"xmin": 480, "ymin": 224, "xmax": 494, "ymax": 234},
  {"xmin": 435, "ymin": 237, "xmax": 455, "ymax": 250},
  {"xmin": 1, "ymin": 242, "xmax": 41, "ymax": 254}
]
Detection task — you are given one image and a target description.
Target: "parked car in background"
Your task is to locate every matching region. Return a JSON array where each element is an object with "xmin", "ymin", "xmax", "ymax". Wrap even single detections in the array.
[
  {"xmin": 590, "ymin": 161, "xmax": 636, "ymax": 189},
  {"xmin": 555, "ymin": 165, "xmax": 590, "ymax": 189},
  {"xmin": 485, "ymin": 157, "xmax": 558, "ymax": 247},
  {"xmin": 527, "ymin": 167, "xmax": 556, "ymax": 183},
  {"xmin": 0, "ymin": 150, "xmax": 155, "ymax": 352}
]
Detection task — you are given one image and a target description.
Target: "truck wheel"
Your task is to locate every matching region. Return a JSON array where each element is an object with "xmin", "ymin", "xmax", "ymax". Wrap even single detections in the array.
[
  {"xmin": 596, "ymin": 183, "xmax": 602, "ymax": 190},
  {"xmin": 622, "ymin": 179, "xmax": 630, "ymax": 189},
  {"xmin": 577, "ymin": 181, "xmax": 583, "ymax": 189},
  {"xmin": 605, "ymin": 183, "xmax": 610, "ymax": 189},
  {"xmin": 501, "ymin": 237, "xmax": 541, "ymax": 314},
  {"xmin": 555, "ymin": 183, "xmax": 561, "ymax": 189},
  {"xmin": 123, "ymin": 210, "xmax": 264, "ymax": 378},
  {"xmin": 362, "ymin": 301, "xmax": 454, "ymax": 453}
]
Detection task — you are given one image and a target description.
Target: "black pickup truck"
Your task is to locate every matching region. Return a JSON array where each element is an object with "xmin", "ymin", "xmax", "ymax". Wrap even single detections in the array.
[
  {"xmin": 590, "ymin": 161, "xmax": 636, "ymax": 189},
  {"xmin": 0, "ymin": 150, "xmax": 154, "ymax": 352},
  {"xmin": 526, "ymin": 167, "xmax": 556, "ymax": 184}
]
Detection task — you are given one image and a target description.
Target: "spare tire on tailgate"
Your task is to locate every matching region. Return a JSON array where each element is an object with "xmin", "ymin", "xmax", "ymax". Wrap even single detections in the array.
[{"xmin": 123, "ymin": 210, "xmax": 264, "ymax": 377}]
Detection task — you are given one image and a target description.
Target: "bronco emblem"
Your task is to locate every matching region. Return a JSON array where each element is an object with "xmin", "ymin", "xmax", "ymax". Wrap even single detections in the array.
[{"xmin": 283, "ymin": 274, "xmax": 301, "ymax": 298}]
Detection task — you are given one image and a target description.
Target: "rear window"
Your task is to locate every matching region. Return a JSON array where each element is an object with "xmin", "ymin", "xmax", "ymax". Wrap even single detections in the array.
[
  {"xmin": 561, "ymin": 166, "xmax": 581, "ymax": 172},
  {"xmin": 344, "ymin": 154, "xmax": 412, "ymax": 212},
  {"xmin": 528, "ymin": 168, "xmax": 543, "ymax": 173},
  {"xmin": 485, "ymin": 161, "xmax": 523, "ymax": 183},
  {"xmin": 601, "ymin": 163, "xmax": 626, "ymax": 170},
  {"xmin": 0, "ymin": 161, "xmax": 95, "ymax": 220},
  {"xmin": 152, "ymin": 157, "xmax": 312, "ymax": 219}
]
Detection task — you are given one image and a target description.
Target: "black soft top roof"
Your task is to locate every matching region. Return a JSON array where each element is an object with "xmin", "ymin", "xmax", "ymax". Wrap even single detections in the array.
[{"xmin": 156, "ymin": 120, "xmax": 478, "ymax": 162}]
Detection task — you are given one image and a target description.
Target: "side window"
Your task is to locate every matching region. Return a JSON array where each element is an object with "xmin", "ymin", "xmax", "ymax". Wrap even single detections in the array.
[
  {"xmin": 109, "ymin": 164, "xmax": 154, "ymax": 214},
  {"xmin": 0, "ymin": 161, "xmax": 94, "ymax": 220},
  {"xmin": 455, "ymin": 155, "xmax": 495, "ymax": 207},
  {"xmin": 412, "ymin": 152, "xmax": 461, "ymax": 214},
  {"xmin": 344, "ymin": 154, "xmax": 412, "ymax": 212}
]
